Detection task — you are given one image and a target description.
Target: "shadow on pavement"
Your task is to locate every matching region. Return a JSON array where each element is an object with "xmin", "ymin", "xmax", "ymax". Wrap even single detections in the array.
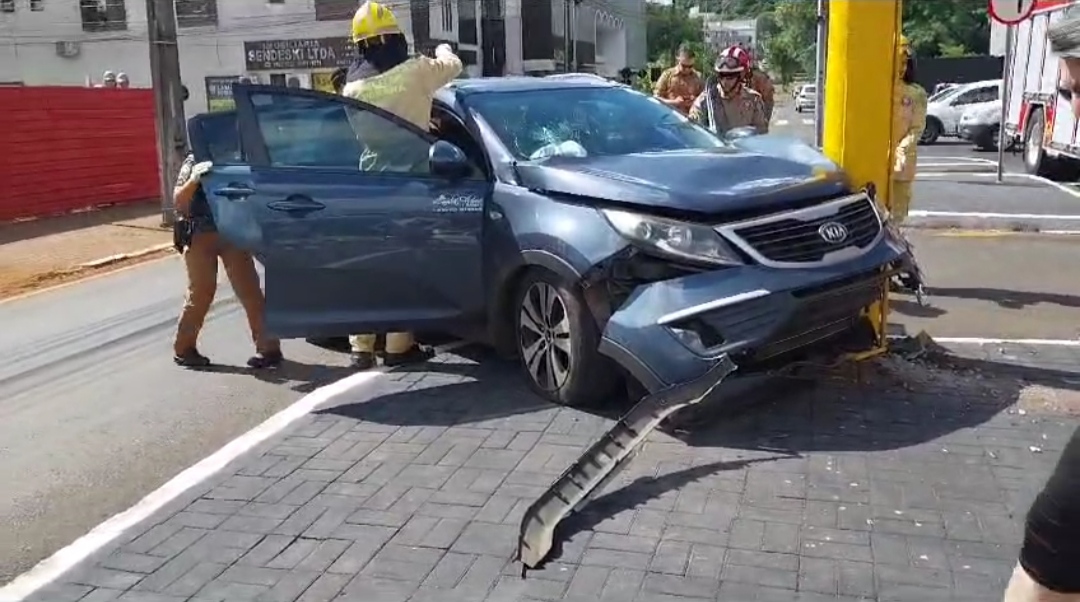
[
  {"xmin": 197, "ymin": 358, "xmax": 356, "ymax": 394},
  {"xmin": 318, "ymin": 340, "xmax": 1077, "ymax": 451},
  {"xmin": 0, "ymin": 201, "xmax": 162, "ymax": 245},
  {"xmin": 546, "ymin": 455, "xmax": 796, "ymax": 566},
  {"xmin": 927, "ymin": 286, "xmax": 1080, "ymax": 310},
  {"xmin": 890, "ymin": 297, "xmax": 949, "ymax": 318}
]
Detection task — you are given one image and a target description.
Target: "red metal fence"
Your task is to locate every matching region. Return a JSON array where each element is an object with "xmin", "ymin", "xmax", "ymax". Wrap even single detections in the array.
[{"xmin": 0, "ymin": 87, "xmax": 159, "ymax": 222}]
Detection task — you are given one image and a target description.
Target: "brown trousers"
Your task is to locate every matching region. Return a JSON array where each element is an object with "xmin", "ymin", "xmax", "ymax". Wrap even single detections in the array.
[{"xmin": 174, "ymin": 231, "xmax": 279, "ymax": 355}]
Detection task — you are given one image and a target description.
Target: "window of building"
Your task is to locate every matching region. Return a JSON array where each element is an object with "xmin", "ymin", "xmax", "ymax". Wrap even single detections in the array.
[
  {"xmin": 81, "ymin": 0, "xmax": 128, "ymax": 32},
  {"xmin": 314, "ymin": 0, "xmax": 354, "ymax": 21},
  {"xmin": 175, "ymin": 0, "xmax": 217, "ymax": 27},
  {"xmin": 441, "ymin": 0, "xmax": 453, "ymax": 32},
  {"xmin": 458, "ymin": 0, "xmax": 477, "ymax": 44},
  {"xmin": 31, "ymin": 0, "xmax": 44, "ymax": 10},
  {"xmin": 1, "ymin": 0, "xmax": 14, "ymax": 13}
]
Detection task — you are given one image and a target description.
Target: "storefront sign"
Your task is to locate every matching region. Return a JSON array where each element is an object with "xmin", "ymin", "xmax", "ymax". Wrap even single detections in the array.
[
  {"xmin": 204, "ymin": 75, "xmax": 240, "ymax": 112},
  {"xmin": 244, "ymin": 37, "xmax": 355, "ymax": 71}
]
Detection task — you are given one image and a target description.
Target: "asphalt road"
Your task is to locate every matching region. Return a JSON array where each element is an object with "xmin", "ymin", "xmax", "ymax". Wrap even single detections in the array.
[
  {"xmin": 893, "ymin": 231, "xmax": 1080, "ymax": 340},
  {"xmin": 0, "ymin": 257, "xmax": 358, "ymax": 585}
]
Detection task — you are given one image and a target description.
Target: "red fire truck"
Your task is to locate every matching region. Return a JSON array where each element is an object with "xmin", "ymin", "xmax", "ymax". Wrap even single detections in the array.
[{"xmin": 1005, "ymin": 0, "xmax": 1080, "ymax": 179}]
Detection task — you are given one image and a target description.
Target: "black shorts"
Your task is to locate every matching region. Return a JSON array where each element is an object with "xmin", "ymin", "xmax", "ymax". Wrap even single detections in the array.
[{"xmin": 1020, "ymin": 425, "xmax": 1080, "ymax": 593}]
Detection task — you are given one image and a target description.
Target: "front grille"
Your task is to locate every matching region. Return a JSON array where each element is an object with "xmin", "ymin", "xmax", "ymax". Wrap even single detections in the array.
[
  {"xmin": 720, "ymin": 194, "xmax": 882, "ymax": 267},
  {"xmin": 750, "ymin": 271, "xmax": 885, "ymax": 362}
]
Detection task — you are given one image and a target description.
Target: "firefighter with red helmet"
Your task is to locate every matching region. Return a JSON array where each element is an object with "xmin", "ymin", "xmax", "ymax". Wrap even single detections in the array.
[
  {"xmin": 741, "ymin": 47, "xmax": 776, "ymax": 122},
  {"xmin": 689, "ymin": 46, "xmax": 768, "ymax": 134}
]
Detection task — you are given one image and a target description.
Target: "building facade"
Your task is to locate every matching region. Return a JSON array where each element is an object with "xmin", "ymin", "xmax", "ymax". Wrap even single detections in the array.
[{"xmin": 0, "ymin": 0, "xmax": 643, "ymax": 115}]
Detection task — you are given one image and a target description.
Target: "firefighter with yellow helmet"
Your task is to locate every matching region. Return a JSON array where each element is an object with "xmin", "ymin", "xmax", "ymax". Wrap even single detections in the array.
[
  {"xmin": 891, "ymin": 34, "xmax": 929, "ymax": 299},
  {"xmin": 341, "ymin": 1, "xmax": 463, "ymax": 370}
]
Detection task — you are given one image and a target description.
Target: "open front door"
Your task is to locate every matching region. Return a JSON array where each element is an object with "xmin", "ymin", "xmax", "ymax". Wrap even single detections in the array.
[{"xmin": 191, "ymin": 84, "xmax": 488, "ymax": 339}]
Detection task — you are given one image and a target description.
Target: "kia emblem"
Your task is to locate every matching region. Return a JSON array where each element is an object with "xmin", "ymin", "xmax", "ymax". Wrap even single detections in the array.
[{"xmin": 818, "ymin": 222, "xmax": 849, "ymax": 244}]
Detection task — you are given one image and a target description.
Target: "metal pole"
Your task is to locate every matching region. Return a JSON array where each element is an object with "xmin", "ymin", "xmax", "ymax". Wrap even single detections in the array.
[
  {"xmin": 147, "ymin": 0, "xmax": 186, "ymax": 227},
  {"xmin": 564, "ymin": 0, "xmax": 572, "ymax": 72},
  {"xmin": 997, "ymin": 23, "xmax": 1013, "ymax": 183},
  {"xmin": 813, "ymin": 0, "xmax": 827, "ymax": 147}
]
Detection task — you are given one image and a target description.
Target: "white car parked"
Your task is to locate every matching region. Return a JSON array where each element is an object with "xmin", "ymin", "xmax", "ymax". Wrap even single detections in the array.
[
  {"xmin": 794, "ymin": 83, "xmax": 816, "ymax": 113},
  {"xmin": 922, "ymin": 79, "xmax": 1001, "ymax": 145}
]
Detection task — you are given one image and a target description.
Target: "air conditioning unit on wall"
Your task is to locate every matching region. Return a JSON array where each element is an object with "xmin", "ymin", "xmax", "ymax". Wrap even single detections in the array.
[{"xmin": 55, "ymin": 41, "xmax": 81, "ymax": 58}]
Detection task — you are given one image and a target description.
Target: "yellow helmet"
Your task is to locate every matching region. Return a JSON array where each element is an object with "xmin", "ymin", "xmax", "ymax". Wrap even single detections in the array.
[
  {"xmin": 898, "ymin": 34, "xmax": 912, "ymax": 58},
  {"xmin": 351, "ymin": 1, "xmax": 402, "ymax": 44}
]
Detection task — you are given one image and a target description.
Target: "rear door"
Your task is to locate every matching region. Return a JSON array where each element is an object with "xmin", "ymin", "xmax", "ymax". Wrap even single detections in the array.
[{"xmin": 193, "ymin": 84, "xmax": 489, "ymax": 339}]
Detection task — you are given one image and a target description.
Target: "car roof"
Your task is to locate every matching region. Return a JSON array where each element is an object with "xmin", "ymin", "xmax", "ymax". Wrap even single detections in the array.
[
  {"xmin": 955, "ymin": 79, "xmax": 1002, "ymax": 90},
  {"xmin": 435, "ymin": 75, "xmax": 619, "ymax": 102}
]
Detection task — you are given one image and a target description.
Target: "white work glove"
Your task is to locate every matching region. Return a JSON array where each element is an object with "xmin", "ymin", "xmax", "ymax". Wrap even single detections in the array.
[
  {"xmin": 435, "ymin": 43, "xmax": 455, "ymax": 58},
  {"xmin": 190, "ymin": 161, "xmax": 213, "ymax": 180}
]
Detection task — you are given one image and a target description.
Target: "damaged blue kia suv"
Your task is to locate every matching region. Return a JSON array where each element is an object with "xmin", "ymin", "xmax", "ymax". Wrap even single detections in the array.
[{"xmin": 188, "ymin": 77, "xmax": 911, "ymax": 406}]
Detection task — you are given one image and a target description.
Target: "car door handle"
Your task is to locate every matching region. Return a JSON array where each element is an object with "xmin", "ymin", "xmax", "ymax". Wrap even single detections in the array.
[
  {"xmin": 213, "ymin": 184, "xmax": 255, "ymax": 200},
  {"xmin": 266, "ymin": 197, "xmax": 326, "ymax": 214}
]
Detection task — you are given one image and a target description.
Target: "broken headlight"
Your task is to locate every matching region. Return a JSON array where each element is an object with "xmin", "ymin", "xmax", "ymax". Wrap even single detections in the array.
[{"xmin": 601, "ymin": 209, "xmax": 744, "ymax": 267}]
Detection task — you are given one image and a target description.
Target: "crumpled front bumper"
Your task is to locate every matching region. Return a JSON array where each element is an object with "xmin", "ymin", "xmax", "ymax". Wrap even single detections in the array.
[{"xmin": 598, "ymin": 233, "xmax": 909, "ymax": 392}]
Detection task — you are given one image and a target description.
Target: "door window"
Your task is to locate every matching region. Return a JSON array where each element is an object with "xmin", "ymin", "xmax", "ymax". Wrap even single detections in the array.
[
  {"xmin": 249, "ymin": 91, "xmax": 432, "ymax": 174},
  {"xmin": 952, "ymin": 86, "xmax": 997, "ymax": 106}
]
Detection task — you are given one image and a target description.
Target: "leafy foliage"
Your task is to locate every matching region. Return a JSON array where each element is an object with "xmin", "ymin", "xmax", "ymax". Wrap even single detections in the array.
[{"xmin": 646, "ymin": 0, "xmax": 993, "ymax": 83}]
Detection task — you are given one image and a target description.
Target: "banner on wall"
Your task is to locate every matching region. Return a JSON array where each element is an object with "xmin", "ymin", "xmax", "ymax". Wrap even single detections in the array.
[
  {"xmin": 204, "ymin": 76, "xmax": 240, "ymax": 112},
  {"xmin": 244, "ymin": 37, "xmax": 355, "ymax": 71}
]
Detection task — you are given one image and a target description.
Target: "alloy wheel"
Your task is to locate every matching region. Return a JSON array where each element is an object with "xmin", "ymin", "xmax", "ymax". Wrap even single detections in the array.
[{"xmin": 518, "ymin": 282, "xmax": 573, "ymax": 391}]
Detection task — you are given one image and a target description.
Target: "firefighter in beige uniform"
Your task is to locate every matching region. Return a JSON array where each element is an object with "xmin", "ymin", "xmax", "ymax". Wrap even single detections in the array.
[
  {"xmin": 688, "ymin": 48, "xmax": 768, "ymax": 135},
  {"xmin": 340, "ymin": 1, "xmax": 463, "ymax": 370},
  {"xmin": 891, "ymin": 35, "xmax": 926, "ymax": 225}
]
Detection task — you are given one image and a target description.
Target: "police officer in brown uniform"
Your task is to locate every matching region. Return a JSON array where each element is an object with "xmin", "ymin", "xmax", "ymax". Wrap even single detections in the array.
[
  {"xmin": 172, "ymin": 153, "xmax": 283, "ymax": 369},
  {"xmin": 689, "ymin": 47, "xmax": 768, "ymax": 135},
  {"xmin": 653, "ymin": 44, "xmax": 706, "ymax": 115},
  {"xmin": 744, "ymin": 50, "xmax": 776, "ymax": 122}
]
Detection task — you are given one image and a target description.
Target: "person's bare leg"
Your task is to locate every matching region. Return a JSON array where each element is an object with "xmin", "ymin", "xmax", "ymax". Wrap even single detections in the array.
[{"xmin": 1004, "ymin": 563, "xmax": 1080, "ymax": 602}]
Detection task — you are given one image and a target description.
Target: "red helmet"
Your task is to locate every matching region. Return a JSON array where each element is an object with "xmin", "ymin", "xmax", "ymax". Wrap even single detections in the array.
[{"xmin": 714, "ymin": 46, "xmax": 749, "ymax": 75}]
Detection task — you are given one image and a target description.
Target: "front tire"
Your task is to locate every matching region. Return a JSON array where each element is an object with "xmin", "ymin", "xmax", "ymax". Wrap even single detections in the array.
[
  {"xmin": 920, "ymin": 117, "xmax": 942, "ymax": 145},
  {"xmin": 513, "ymin": 269, "xmax": 618, "ymax": 407}
]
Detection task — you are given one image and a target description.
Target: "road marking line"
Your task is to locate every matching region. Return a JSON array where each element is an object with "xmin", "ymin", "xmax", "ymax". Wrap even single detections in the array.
[
  {"xmin": 909, "ymin": 210, "xmax": 1080, "ymax": 220},
  {"xmin": 801, "ymin": 118, "xmax": 814, "ymax": 125},
  {"xmin": 917, "ymin": 162, "xmax": 996, "ymax": 169},
  {"xmin": 774, "ymin": 119, "xmax": 790, "ymax": 126},
  {"xmin": 0, "ymin": 340, "xmax": 465, "ymax": 602},
  {"xmin": 931, "ymin": 337, "xmax": 1080, "ymax": 346},
  {"xmin": 915, "ymin": 171, "xmax": 1080, "ymax": 199},
  {"xmin": 919, "ymin": 156, "xmax": 998, "ymax": 164}
]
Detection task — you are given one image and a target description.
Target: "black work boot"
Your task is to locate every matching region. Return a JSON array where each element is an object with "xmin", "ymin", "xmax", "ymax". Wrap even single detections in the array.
[
  {"xmin": 383, "ymin": 344, "xmax": 435, "ymax": 367},
  {"xmin": 351, "ymin": 352, "xmax": 377, "ymax": 370},
  {"xmin": 247, "ymin": 350, "xmax": 284, "ymax": 369},
  {"xmin": 174, "ymin": 349, "xmax": 211, "ymax": 368}
]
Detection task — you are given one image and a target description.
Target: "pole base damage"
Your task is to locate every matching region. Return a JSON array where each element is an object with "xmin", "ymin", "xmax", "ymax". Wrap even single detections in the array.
[{"xmin": 516, "ymin": 355, "xmax": 739, "ymax": 573}]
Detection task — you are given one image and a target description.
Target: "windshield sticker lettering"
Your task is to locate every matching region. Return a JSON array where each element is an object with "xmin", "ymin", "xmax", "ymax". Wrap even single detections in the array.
[{"xmin": 433, "ymin": 193, "xmax": 483, "ymax": 213}]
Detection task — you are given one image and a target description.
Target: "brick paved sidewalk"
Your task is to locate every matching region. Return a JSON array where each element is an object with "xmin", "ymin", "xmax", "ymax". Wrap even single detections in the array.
[
  {"xmin": 22, "ymin": 342, "xmax": 1080, "ymax": 602},
  {"xmin": 0, "ymin": 202, "xmax": 171, "ymax": 299}
]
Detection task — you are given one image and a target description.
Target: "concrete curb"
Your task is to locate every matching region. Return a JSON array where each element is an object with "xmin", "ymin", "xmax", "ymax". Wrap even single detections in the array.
[{"xmin": 78, "ymin": 242, "xmax": 174, "ymax": 269}]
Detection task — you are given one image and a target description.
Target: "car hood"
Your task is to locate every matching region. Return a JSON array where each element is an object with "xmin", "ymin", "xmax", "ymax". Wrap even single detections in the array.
[{"xmin": 514, "ymin": 143, "xmax": 849, "ymax": 217}]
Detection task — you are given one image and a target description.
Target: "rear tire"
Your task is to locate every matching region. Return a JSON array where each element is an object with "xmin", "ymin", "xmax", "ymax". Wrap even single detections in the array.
[
  {"xmin": 920, "ymin": 118, "xmax": 942, "ymax": 145},
  {"xmin": 512, "ymin": 269, "xmax": 619, "ymax": 407}
]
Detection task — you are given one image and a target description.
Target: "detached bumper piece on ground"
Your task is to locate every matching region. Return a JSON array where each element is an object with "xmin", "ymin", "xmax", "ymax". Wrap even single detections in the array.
[{"xmin": 517, "ymin": 355, "xmax": 739, "ymax": 573}]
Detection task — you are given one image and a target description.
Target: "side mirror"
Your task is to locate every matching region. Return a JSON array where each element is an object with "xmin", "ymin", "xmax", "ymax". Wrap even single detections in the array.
[{"xmin": 429, "ymin": 140, "xmax": 470, "ymax": 179}]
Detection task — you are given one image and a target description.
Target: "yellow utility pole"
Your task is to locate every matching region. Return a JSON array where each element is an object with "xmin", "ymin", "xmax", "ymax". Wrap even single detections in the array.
[{"xmin": 822, "ymin": 0, "xmax": 902, "ymax": 348}]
